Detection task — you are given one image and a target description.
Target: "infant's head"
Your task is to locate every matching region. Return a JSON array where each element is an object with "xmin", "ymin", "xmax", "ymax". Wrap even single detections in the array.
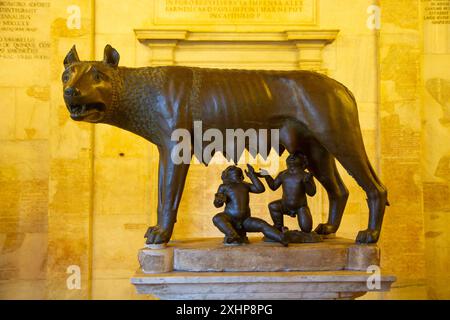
[
  {"xmin": 286, "ymin": 153, "xmax": 308, "ymax": 170},
  {"xmin": 221, "ymin": 166, "xmax": 244, "ymax": 183}
]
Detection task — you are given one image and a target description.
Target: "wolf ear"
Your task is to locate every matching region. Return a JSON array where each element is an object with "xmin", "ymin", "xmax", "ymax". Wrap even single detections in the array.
[
  {"xmin": 64, "ymin": 45, "xmax": 80, "ymax": 68},
  {"xmin": 103, "ymin": 44, "xmax": 120, "ymax": 67}
]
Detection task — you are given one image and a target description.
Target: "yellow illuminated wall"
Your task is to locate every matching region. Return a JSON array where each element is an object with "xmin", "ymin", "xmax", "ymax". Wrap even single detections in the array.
[{"xmin": 0, "ymin": 0, "xmax": 449, "ymax": 300}]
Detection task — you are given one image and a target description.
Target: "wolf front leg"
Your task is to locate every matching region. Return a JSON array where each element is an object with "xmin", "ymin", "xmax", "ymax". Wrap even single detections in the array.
[{"xmin": 145, "ymin": 144, "xmax": 190, "ymax": 244}]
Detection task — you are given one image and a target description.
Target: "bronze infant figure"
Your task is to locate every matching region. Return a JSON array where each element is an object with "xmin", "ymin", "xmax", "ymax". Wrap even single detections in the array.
[
  {"xmin": 62, "ymin": 44, "xmax": 389, "ymax": 244},
  {"xmin": 213, "ymin": 164, "xmax": 288, "ymax": 246},
  {"xmin": 258, "ymin": 153, "xmax": 316, "ymax": 234}
]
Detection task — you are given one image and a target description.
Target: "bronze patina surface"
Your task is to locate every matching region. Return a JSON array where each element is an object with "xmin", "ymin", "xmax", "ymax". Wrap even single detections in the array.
[{"xmin": 62, "ymin": 45, "xmax": 389, "ymax": 244}]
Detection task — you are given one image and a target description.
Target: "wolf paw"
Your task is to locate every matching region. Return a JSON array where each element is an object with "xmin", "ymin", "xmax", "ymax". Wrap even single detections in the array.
[
  {"xmin": 145, "ymin": 225, "xmax": 171, "ymax": 244},
  {"xmin": 356, "ymin": 229, "xmax": 380, "ymax": 244},
  {"xmin": 314, "ymin": 223, "xmax": 338, "ymax": 235}
]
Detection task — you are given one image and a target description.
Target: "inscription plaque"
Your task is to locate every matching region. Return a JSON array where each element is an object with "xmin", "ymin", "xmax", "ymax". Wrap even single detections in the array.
[
  {"xmin": 423, "ymin": 0, "xmax": 450, "ymax": 25},
  {"xmin": 0, "ymin": 1, "xmax": 51, "ymax": 86},
  {"xmin": 0, "ymin": 1, "xmax": 51, "ymax": 60},
  {"xmin": 154, "ymin": 0, "xmax": 317, "ymax": 25}
]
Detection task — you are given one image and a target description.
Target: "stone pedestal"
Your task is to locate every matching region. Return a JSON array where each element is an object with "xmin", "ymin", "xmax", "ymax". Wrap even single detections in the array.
[{"xmin": 131, "ymin": 238, "xmax": 396, "ymax": 300}]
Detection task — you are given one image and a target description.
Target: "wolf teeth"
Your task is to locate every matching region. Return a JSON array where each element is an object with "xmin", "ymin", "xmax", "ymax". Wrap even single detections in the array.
[{"xmin": 71, "ymin": 104, "xmax": 87, "ymax": 114}]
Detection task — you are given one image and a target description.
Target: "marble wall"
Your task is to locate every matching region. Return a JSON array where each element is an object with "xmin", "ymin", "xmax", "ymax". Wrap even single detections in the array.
[
  {"xmin": 421, "ymin": 0, "xmax": 450, "ymax": 299},
  {"xmin": 376, "ymin": 0, "xmax": 426, "ymax": 299},
  {"xmin": 0, "ymin": 0, "xmax": 448, "ymax": 300},
  {"xmin": 0, "ymin": 0, "xmax": 51, "ymax": 299}
]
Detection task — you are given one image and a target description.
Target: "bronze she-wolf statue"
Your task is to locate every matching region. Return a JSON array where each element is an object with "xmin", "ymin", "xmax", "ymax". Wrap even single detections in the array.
[{"xmin": 62, "ymin": 44, "xmax": 389, "ymax": 244}]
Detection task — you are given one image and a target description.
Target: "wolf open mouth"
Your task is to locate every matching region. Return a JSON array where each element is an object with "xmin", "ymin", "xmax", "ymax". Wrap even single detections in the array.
[{"xmin": 69, "ymin": 102, "xmax": 105, "ymax": 121}]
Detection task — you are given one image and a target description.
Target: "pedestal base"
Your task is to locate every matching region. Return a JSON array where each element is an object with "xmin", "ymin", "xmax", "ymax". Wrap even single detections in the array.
[
  {"xmin": 131, "ymin": 270, "xmax": 396, "ymax": 300},
  {"xmin": 131, "ymin": 237, "xmax": 396, "ymax": 300}
]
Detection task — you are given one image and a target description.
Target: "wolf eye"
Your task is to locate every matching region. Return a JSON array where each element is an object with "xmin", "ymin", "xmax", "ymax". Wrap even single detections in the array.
[
  {"xmin": 92, "ymin": 68, "xmax": 102, "ymax": 82},
  {"xmin": 62, "ymin": 72, "xmax": 70, "ymax": 83}
]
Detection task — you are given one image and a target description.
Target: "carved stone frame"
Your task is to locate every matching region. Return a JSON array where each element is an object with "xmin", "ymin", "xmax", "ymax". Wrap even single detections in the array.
[{"xmin": 134, "ymin": 29, "xmax": 339, "ymax": 72}]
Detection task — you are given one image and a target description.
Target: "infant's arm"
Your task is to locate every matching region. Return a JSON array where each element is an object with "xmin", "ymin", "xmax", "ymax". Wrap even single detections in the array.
[
  {"xmin": 244, "ymin": 164, "xmax": 265, "ymax": 193},
  {"xmin": 214, "ymin": 185, "xmax": 227, "ymax": 208},
  {"xmin": 245, "ymin": 180, "xmax": 265, "ymax": 194},
  {"xmin": 304, "ymin": 172, "xmax": 317, "ymax": 196},
  {"xmin": 265, "ymin": 172, "xmax": 284, "ymax": 191}
]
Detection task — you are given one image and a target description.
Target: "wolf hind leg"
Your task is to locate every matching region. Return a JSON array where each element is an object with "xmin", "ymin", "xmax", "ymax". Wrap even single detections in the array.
[{"xmin": 316, "ymin": 136, "xmax": 388, "ymax": 244}]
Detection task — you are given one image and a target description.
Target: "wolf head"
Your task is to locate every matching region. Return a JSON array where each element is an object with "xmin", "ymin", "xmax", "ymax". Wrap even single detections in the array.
[{"xmin": 62, "ymin": 44, "xmax": 120, "ymax": 123}]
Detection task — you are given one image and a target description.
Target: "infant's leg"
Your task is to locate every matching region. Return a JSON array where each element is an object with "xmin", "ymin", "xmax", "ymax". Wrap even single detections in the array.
[
  {"xmin": 243, "ymin": 217, "xmax": 288, "ymax": 246},
  {"xmin": 297, "ymin": 206, "xmax": 313, "ymax": 233},
  {"xmin": 268, "ymin": 200, "xmax": 284, "ymax": 231},
  {"xmin": 212, "ymin": 212, "xmax": 240, "ymax": 242}
]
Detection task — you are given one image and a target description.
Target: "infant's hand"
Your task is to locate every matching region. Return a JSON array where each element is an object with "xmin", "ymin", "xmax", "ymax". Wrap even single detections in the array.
[
  {"xmin": 214, "ymin": 200, "xmax": 224, "ymax": 208},
  {"xmin": 245, "ymin": 164, "xmax": 256, "ymax": 176},
  {"xmin": 304, "ymin": 172, "xmax": 313, "ymax": 181},
  {"xmin": 214, "ymin": 193, "xmax": 226, "ymax": 207},
  {"xmin": 215, "ymin": 193, "xmax": 226, "ymax": 202}
]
